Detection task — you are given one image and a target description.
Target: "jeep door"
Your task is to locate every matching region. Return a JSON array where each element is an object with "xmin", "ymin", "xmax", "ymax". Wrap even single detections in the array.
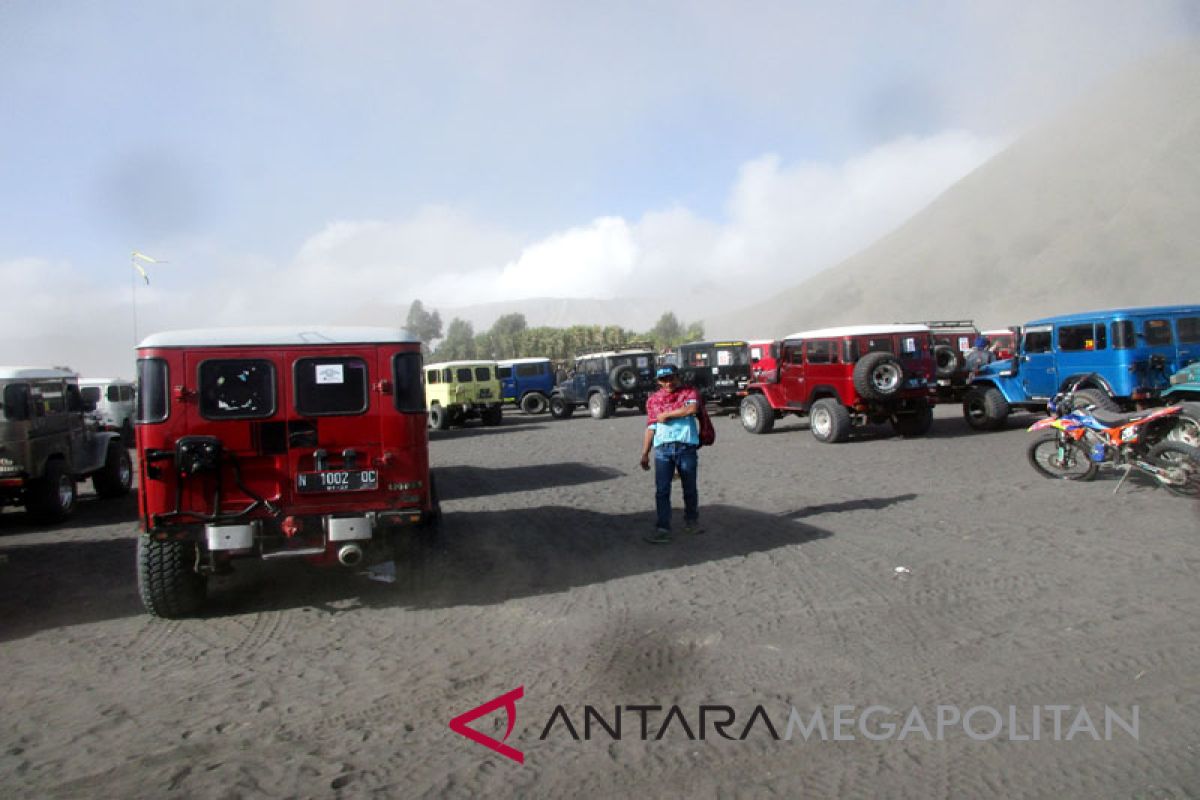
[
  {"xmin": 497, "ymin": 365, "xmax": 516, "ymax": 403},
  {"xmin": 802, "ymin": 340, "xmax": 842, "ymax": 404},
  {"xmin": 1177, "ymin": 314, "xmax": 1200, "ymax": 367},
  {"xmin": 1054, "ymin": 321, "xmax": 1109, "ymax": 389},
  {"xmin": 1018, "ymin": 326, "xmax": 1056, "ymax": 399},
  {"xmin": 777, "ymin": 342, "xmax": 807, "ymax": 407},
  {"xmin": 1137, "ymin": 315, "xmax": 1181, "ymax": 388}
]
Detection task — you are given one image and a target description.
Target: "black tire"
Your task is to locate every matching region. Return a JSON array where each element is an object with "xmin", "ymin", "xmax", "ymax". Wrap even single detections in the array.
[
  {"xmin": 853, "ymin": 352, "xmax": 905, "ymax": 401},
  {"xmin": 609, "ymin": 365, "xmax": 639, "ymax": 393},
  {"xmin": 1163, "ymin": 403, "xmax": 1200, "ymax": 449},
  {"xmin": 137, "ymin": 536, "xmax": 207, "ymax": 618},
  {"xmin": 588, "ymin": 392, "xmax": 612, "ymax": 419},
  {"xmin": 1147, "ymin": 441, "xmax": 1200, "ymax": 497},
  {"xmin": 933, "ymin": 345, "xmax": 960, "ymax": 379},
  {"xmin": 963, "ymin": 386, "xmax": 1010, "ymax": 431},
  {"xmin": 549, "ymin": 395, "xmax": 575, "ymax": 419},
  {"xmin": 520, "ymin": 392, "xmax": 549, "ymax": 415},
  {"xmin": 481, "ymin": 405, "xmax": 503, "ymax": 427},
  {"xmin": 809, "ymin": 398, "xmax": 851, "ymax": 443},
  {"xmin": 1073, "ymin": 388, "xmax": 1119, "ymax": 412},
  {"xmin": 428, "ymin": 404, "xmax": 450, "ymax": 431},
  {"xmin": 26, "ymin": 458, "xmax": 77, "ymax": 523},
  {"xmin": 892, "ymin": 400, "xmax": 933, "ymax": 438},
  {"xmin": 92, "ymin": 441, "xmax": 133, "ymax": 498},
  {"xmin": 740, "ymin": 394, "xmax": 775, "ymax": 434},
  {"xmin": 1027, "ymin": 434, "xmax": 1098, "ymax": 481}
]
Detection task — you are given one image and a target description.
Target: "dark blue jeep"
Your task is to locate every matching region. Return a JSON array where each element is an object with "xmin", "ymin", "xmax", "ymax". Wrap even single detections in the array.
[
  {"xmin": 496, "ymin": 357, "xmax": 556, "ymax": 414},
  {"xmin": 964, "ymin": 305, "xmax": 1200, "ymax": 438},
  {"xmin": 548, "ymin": 346, "xmax": 657, "ymax": 420}
]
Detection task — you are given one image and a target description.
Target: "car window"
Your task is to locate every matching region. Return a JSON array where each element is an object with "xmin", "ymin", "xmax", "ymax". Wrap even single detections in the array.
[
  {"xmin": 1058, "ymin": 323, "xmax": 1102, "ymax": 351},
  {"xmin": 1024, "ymin": 330, "xmax": 1052, "ymax": 353},
  {"xmin": 515, "ymin": 363, "xmax": 542, "ymax": 377},
  {"xmin": 426, "ymin": 369, "xmax": 440, "ymax": 384},
  {"xmin": 122, "ymin": 385, "xmax": 135, "ymax": 402},
  {"xmin": 863, "ymin": 337, "xmax": 893, "ymax": 354},
  {"xmin": 474, "ymin": 366, "xmax": 491, "ymax": 381},
  {"xmin": 33, "ymin": 381, "xmax": 66, "ymax": 415},
  {"xmin": 1178, "ymin": 317, "xmax": 1200, "ymax": 344},
  {"xmin": 3, "ymin": 383, "xmax": 31, "ymax": 420},
  {"xmin": 715, "ymin": 347, "xmax": 749, "ymax": 366},
  {"xmin": 295, "ymin": 357, "xmax": 369, "ymax": 416},
  {"xmin": 1144, "ymin": 319, "xmax": 1173, "ymax": 345},
  {"xmin": 899, "ymin": 337, "xmax": 920, "ymax": 356},
  {"xmin": 441, "ymin": 368, "xmax": 453, "ymax": 382},
  {"xmin": 199, "ymin": 359, "xmax": 276, "ymax": 420},
  {"xmin": 1111, "ymin": 320, "xmax": 1135, "ymax": 349},
  {"xmin": 805, "ymin": 340, "xmax": 838, "ymax": 364},
  {"xmin": 393, "ymin": 352, "xmax": 425, "ymax": 413},
  {"xmin": 81, "ymin": 386, "xmax": 101, "ymax": 405},
  {"xmin": 106, "ymin": 385, "xmax": 120, "ymax": 402},
  {"xmin": 137, "ymin": 359, "xmax": 168, "ymax": 422},
  {"xmin": 496, "ymin": 366, "xmax": 513, "ymax": 379}
]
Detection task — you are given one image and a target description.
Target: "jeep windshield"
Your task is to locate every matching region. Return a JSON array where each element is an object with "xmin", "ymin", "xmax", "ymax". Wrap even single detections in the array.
[{"xmin": 609, "ymin": 354, "xmax": 653, "ymax": 369}]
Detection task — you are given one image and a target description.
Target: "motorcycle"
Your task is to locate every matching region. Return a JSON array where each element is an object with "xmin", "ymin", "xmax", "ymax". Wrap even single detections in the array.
[{"xmin": 1026, "ymin": 375, "xmax": 1200, "ymax": 496}]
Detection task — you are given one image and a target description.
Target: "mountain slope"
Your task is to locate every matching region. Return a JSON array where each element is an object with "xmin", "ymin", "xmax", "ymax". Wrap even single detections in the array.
[{"xmin": 707, "ymin": 44, "xmax": 1200, "ymax": 338}]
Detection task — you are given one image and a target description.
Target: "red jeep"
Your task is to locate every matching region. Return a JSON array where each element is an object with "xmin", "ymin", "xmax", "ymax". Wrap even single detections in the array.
[
  {"xmin": 748, "ymin": 339, "xmax": 779, "ymax": 383},
  {"xmin": 739, "ymin": 324, "xmax": 937, "ymax": 442},
  {"xmin": 134, "ymin": 327, "xmax": 434, "ymax": 617}
]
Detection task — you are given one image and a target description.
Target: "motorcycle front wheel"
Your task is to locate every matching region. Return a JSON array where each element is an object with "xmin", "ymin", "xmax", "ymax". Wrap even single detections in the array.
[
  {"xmin": 1027, "ymin": 434, "xmax": 1099, "ymax": 481},
  {"xmin": 1147, "ymin": 441, "xmax": 1200, "ymax": 497}
]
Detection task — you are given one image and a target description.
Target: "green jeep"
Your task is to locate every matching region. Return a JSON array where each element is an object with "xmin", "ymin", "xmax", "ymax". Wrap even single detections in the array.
[
  {"xmin": 424, "ymin": 360, "xmax": 504, "ymax": 430},
  {"xmin": 0, "ymin": 367, "xmax": 133, "ymax": 522}
]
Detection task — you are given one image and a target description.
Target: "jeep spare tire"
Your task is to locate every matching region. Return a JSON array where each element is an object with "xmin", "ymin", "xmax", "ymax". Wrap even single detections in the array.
[
  {"xmin": 609, "ymin": 365, "xmax": 639, "ymax": 393},
  {"xmin": 933, "ymin": 345, "xmax": 960, "ymax": 378},
  {"xmin": 853, "ymin": 352, "xmax": 905, "ymax": 400}
]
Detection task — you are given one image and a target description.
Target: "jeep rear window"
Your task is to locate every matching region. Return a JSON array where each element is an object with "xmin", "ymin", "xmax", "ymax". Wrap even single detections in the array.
[
  {"xmin": 295, "ymin": 357, "xmax": 368, "ymax": 416},
  {"xmin": 199, "ymin": 359, "xmax": 276, "ymax": 420},
  {"xmin": 1111, "ymin": 321, "xmax": 1135, "ymax": 349},
  {"xmin": 3, "ymin": 383, "xmax": 31, "ymax": 420},
  {"xmin": 805, "ymin": 341, "xmax": 838, "ymax": 364},
  {"xmin": 497, "ymin": 366, "xmax": 513, "ymax": 379},
  {"xmin": 474, "ymin": 367, "xmax": 491, "ymax": 381},
  {"xmin": 393, "ymin": 352, "xmax": 425, "ymax": 413},
  {"xmin": 425, "ymin": 369, "xmax": 440, "ymax": 384},
  {"xmin": 1058, "ymin": 323, "xmax": 1104, "ymax": 351},
  {"xmin": 715, "ymin": 347, "xmax": 749, "ymax": 366},
  {"xmin": 456, "ymin": 368, "xmax": 473, "ymax": 382},
  {"xmin": 106, "ymin": 385, "xmax": 120, "ymax": 402},
  {"xmin": 1144, "ymin": 319, "xmax": 1173, "ymax": 345},
  {"xmin": 136, "ymin": 358, "xmax": 168, "ymax": 423},
  {"xmin": 515, "ymin": 363, "xmax": 542, "ymax": 377},
  {"xmin": 1179, "ymin": 317, "xmax": 1200, "ymax": 343}
]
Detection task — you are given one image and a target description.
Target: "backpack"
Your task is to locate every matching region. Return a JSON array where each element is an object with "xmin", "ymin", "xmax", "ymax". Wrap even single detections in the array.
[{"xmin": 697, "ymin": 402, "xmax": 715, "ymax": 447}]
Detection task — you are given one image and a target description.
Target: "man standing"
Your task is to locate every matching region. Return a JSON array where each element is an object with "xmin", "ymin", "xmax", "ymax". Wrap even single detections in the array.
[
  {"xmin": 639, "ymin": 364, "xmax": 702, "ymax": 543},
  {"xmin": 963, "ymin": 335, "xmax": 995, "ymax": 373}
]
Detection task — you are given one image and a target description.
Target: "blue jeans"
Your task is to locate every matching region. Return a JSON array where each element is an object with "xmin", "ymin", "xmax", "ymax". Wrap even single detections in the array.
[{"xmin": 654, "ymin": 442, "xmax": 699, "ymax": 531}]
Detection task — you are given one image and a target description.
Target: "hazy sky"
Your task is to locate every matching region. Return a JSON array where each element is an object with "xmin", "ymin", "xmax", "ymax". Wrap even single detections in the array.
[{"xmin": 1, "ymin": 1, "xmax": 1196, "ymax": 374}]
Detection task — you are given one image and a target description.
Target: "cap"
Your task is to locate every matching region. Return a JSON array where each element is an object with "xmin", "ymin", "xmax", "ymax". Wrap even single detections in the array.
[
  {"xmin": 974, "ymin": 336, "xmax": 988, "ymax": 349},
  {"xmin": 655, "ymin": 365, "xmax": 678, "ymax": 379}
]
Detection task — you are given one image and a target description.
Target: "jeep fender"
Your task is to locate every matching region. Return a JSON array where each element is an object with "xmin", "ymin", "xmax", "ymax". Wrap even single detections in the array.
[
  {"xmin": 972, "ymin": 377, "xmax": 1024, "ymax": 406},
  {"xmin": 748, "ymin": 384, "xmax": 788, "ymax": 411},
  {"xmin": 81, "ymin": 431, "xmax": 121, "ymax": 475},
  {"xmin": 1058, "ymin": 373, "xmax": 1117, "ymax": 397}
]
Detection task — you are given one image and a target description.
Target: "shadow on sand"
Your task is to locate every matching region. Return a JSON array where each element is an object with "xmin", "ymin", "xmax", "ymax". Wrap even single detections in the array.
[{"xmin": 434, "ymin": 462, "xmax": 623, "ymax": 500}]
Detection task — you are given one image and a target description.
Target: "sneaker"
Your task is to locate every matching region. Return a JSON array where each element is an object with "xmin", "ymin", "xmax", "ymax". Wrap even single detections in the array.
[
  {"xmin": 644, "ymin": 529, "xmax": 672, "ymax": 544},
  {"xmin": 684, "ymin": 521, "xmax": 704, "ymax": 535}
]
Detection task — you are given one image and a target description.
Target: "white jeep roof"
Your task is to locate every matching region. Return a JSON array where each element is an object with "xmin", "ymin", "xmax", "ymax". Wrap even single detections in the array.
[
  {"xmin": 497, "ymin": 357, "xmax": 551, "ymax": 366},
  {"xmin": 79, "ymin": 377, "xmax": 133, "ymax": 386},
  {"xmin": 576, "ymin": 349, "xmax": 654, "ymax": 360},
  {"xmin": 783, "ymin": 324, "xmax": 931, "ymax": 341},
  {"xmin": 139, "ymin": 326, "xmax": 419, "ymax": 348},
  {"xmin": 425, "ymin": 360, "xmax": 499, "ymax": 369},
  {"xmin": 0, "ymin": 367, "xmax": 76, "ymax": 380}
]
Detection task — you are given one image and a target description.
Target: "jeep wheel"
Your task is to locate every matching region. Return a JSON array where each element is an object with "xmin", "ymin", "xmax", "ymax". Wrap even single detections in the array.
[
  {"xmin": 26, "ymin": 459, "xmax": 77, "ymax": 523},
  {"xmin": 428, "ymin": 404, "xmax": 450, "ymax": 431},
  {"xmin": 520, "ymin": 392, "xmax": 549, "ymax": 415},
  {"xmin": 740, "ymin": 394, "xmax": 775, "ymax": 434},
  {"xmin": 809, "ymin": 398, "xmax": 851, "ymax": 443},
  {"xmin": 853, "ymin": 352, "xmax": 905, "ymax": 401},
  {"xmin": 933, "ymin": 345, "xmax": 960, "ymax": 379},
  {"xmin": 137, "ymin": 536, "xmax": 207, "ymax": 618},
  {"xmin": 549, "ymin": 395, "xmax": 575, "ymax": 419},
  {"xmin": 481, "ymin": 405, "xmax": 504, "ymax": 426},
  {"xmin": 1164, "ymin": 404, "xmax": 1200, "ymax": 448},
  {"xmin": 609, "ymin": 365, "xmax": 639, "ymax": 393},
  {"xmin": 1073, "ymin": 388, "xmax": 1119, "ymax": 412},
  {"xmin": 93, "ymin": 441, "xmax": 133, "ymax": 498},
  {"xmin": 589, "ymin": 393, "xmax": 613, "ymax": 419},
  {"xmin": 892, "ymin": 400, "xmax": 934, "ymax": 438},
  {"xmin": 963, "ymin": 386, "xmax": 1009, "ymax": 431}
]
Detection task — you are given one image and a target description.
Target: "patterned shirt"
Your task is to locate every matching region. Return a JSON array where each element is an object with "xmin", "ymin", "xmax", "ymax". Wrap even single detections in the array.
[{"xmin": 645, "ymin": 386, "xmax": 701, "ymax": 447}]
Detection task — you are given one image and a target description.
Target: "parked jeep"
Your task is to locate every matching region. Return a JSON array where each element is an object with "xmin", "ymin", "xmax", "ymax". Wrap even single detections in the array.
[
  {"xmin": 739, "ymin": 324, "xmax": 937, "ymax": 443},
  {"xmin": 0, "ymin": 367, "xmax": 132, "ymax": 522},
  {"xmin": 679, "ymin": 340, "xmax": 752, "ymax": 406},
  {"xmin": 79, "ymin": 377, "xmax": 136, "ymax": 440},
  {"xmin": 134, "ymin": 327, "xmax": 436, "ymax": 618},
  {"xmin": 920, "ymin": 320, "xmax": 980, "ymax": 403},
  {"xmin": 425, "ymin": 360, "xmax": 503, "ymax": 429},
  {"xmin": 549, "ymin": 345, "xmax": 657, "ymax": 419},
  {"xmin": 964, "ymin": 305, "xmax": 1200, "ymax": 435},
  {"xmin": 496, "ymin": 357, "xmax": 555, "ymax": 414}
]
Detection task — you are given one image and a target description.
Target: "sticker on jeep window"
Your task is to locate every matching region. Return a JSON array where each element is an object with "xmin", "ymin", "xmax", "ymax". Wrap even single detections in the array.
[
  {"xmin": 316, "ymin": 364, "xmax": 344, "ymax": 384},
  {"xmin": 717, "ymin": 350, "xmax": 731, "ymax": 366}
]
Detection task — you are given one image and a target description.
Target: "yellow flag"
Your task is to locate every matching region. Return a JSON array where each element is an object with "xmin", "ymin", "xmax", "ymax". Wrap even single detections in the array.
[{"xmin": 131, "ymin": 251, "xmax": 167, "ymax": 285}]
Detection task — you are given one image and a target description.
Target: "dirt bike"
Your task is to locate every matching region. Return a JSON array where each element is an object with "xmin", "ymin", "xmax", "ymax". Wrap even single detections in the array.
[{"xmin": 1026, "ymin": 376, "xmax": 1200, "ymax": 496}]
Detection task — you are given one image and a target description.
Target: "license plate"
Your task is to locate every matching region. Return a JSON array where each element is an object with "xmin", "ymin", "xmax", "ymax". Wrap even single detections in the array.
[{"xmin": 297, "ymin": 469, "xmax": 379, "ymax": 493}]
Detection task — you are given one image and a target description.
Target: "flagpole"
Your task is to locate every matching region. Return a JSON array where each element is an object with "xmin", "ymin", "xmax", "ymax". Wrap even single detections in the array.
[{"xmin": 131, "ymin": 253, "xmax": 139, "ymax": 347}]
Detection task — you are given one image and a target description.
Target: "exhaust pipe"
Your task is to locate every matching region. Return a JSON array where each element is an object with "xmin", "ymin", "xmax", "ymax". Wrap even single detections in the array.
[{"xmin": 337, "ymin": 543, "xmax": 364, "ymax": 567}]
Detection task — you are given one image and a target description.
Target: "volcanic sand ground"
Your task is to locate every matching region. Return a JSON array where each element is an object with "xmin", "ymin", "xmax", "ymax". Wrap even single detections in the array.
[{"xmin": 1, "ymin": 407, "xmax": 1198, "ymax": 798}]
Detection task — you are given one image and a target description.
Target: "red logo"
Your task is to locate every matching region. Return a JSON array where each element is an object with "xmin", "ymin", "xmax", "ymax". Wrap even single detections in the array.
[{"xmin": 449, "ymin": 686, "xmax": 525, "ymax": 764}]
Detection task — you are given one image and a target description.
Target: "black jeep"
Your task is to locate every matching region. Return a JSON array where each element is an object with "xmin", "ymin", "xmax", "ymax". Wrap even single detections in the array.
[
  {"xmin": 678, "ymin": 340, "xmax": 751, "ymax": 407},
  {"xmin": 548, "ymin": 345, "xmax": 658, "ymax": 419}
]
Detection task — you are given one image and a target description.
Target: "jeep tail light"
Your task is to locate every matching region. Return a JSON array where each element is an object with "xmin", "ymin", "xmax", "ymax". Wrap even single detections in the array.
[{"xmin": 281, "ymin": 516, "xmax": 303, "ymax": 538}]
